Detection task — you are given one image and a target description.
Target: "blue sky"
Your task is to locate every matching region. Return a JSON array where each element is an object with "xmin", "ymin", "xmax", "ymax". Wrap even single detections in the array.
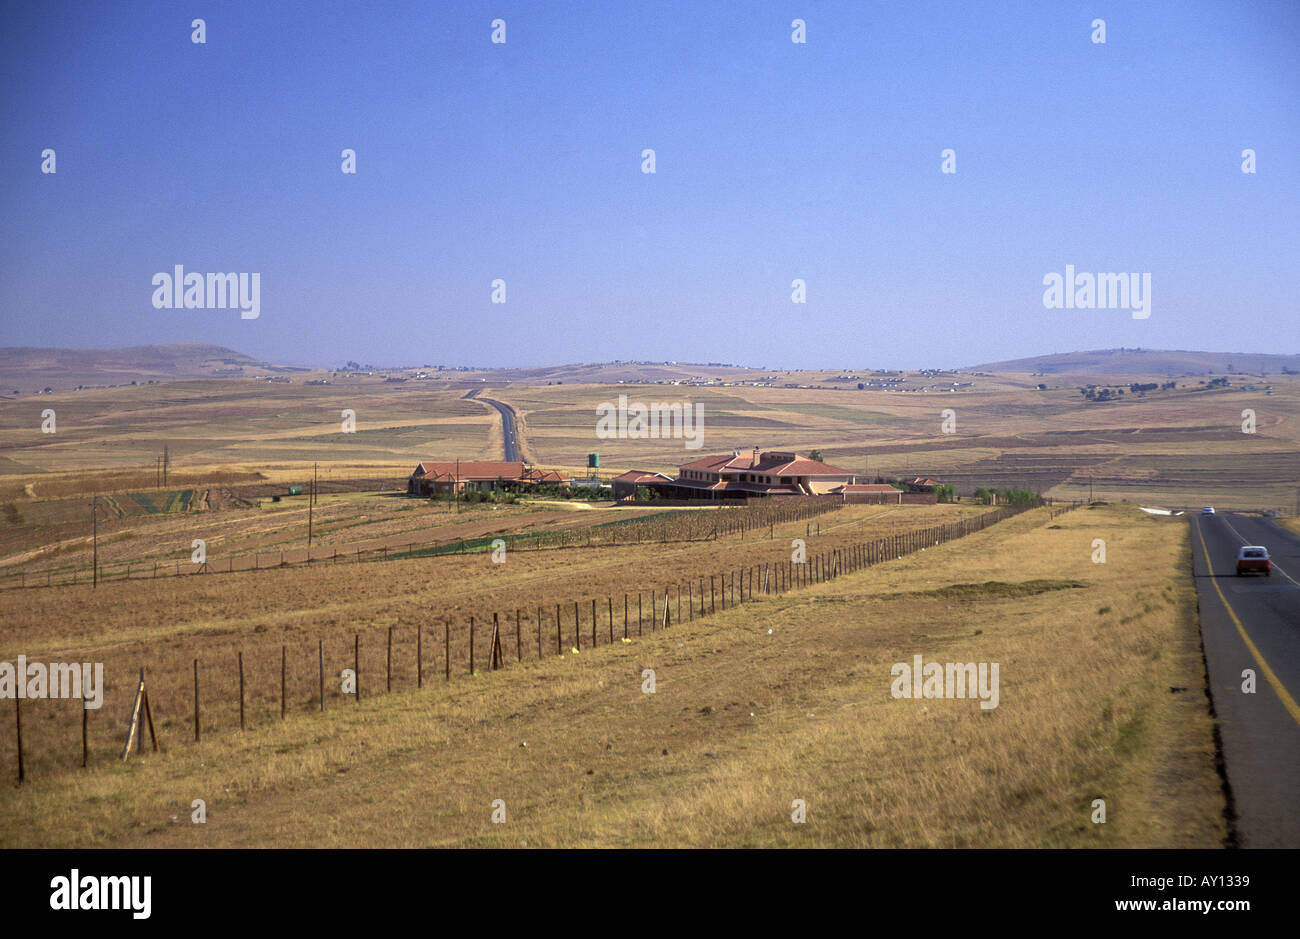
[{"xmin": 2, "ymin": 0, "xmax": 1297, "ymax": 369}]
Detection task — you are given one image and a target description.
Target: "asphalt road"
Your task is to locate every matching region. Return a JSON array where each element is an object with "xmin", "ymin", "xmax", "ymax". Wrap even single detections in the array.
[
  {"xmin": 1190, "ymin": 511, "xmax": 1300, "ymax": 847},
  {"xmin": 477, "ymin": 397, "xmax": 520, "ymax": 462}
]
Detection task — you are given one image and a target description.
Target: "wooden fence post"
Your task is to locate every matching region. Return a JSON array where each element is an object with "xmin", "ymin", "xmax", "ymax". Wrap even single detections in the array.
[
  {"xmin": 238, "ymin": 651, "xmax": 246, "ymax": 730},
  {"xmin": 556, "ymin": 604, "xmax": 562, "ymax": 655},
  {"xmin": 387, "ymin": 626, "xmax": 393, "ymax": 692},
  {"xmin": 281, "ymin": 645, "xmax": 287, "ymax": 719},
  {"xmin": 354, "ymin": 633, "xmax": 361, "ymax": 702},
  {"xmin": 469, "ymin": 616, "xmax": 475, "ymax": 674},
  {"xmin": 608, "ymin": 597, "xmax": 614, "ymax": 643},
  {"xmin": 142, "ymin": 670, "xmax": 159, "ymax": 753},
  {"xmin": 417, "ymin": 624, "xmax": 423, "ymax": 688},
  {"xmin": 444, "ymin": 621, "xmax": 450, "ymax": 681},
  {"xmin": 15, "ymin": 698, "xmax": 24, "ymax": 784},
  {"xmin": 194, "ymin": 658, "xmax": 201, "ymax": 740},
  {"xmin": 319, "ymin": 639, "xmax": 325, "ymax": 711},
  {"xmin": 491, "ymin": 612, "xmax": 503, "ymax": 670},
  {"xmin": 516, "ymin": 609, "xmax": 522, "ymax": 663}
]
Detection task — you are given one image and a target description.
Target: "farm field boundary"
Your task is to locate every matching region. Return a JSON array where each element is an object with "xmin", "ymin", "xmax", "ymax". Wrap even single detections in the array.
[{"xmin": 5, "ymin": 499, "xmax": 1076, "ymax": 782}]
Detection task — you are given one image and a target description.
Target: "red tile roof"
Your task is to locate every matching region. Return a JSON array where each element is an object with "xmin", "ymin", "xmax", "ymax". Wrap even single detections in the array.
[
  {"xmin": 413, "ymin": 461, "xmax": 526, "ymax": 481},
  {"xmin": 678, "ymin": 450, "xmax": 851, "ymax": 476},
  {"xmin": 613, "ymin": 470, "xmax": 673, "ymax": 484}
]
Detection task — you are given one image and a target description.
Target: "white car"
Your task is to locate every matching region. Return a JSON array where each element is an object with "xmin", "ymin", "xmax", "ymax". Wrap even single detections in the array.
[
  {"xmin": 1201, "ymin": 506, "xmax": 1216, "ymax": 515},
  {"xmin": 1236, "ymin": 546, "xmax": 1272, "ymax": 576}
]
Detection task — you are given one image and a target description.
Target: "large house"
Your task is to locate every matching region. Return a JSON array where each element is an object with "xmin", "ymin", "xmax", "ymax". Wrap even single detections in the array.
[
  {"xmin": 407, "ymin": 461, "xmax": 571, "ymax": 496},
  {"xmin": 613, "ymin": 448, "xmax": 857, "ymax": 501}
]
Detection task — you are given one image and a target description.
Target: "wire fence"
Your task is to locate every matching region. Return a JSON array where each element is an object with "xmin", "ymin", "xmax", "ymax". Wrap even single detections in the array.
[
  {"xmin": 0, "ymin": 497, "xmax": 844, "ymax": 591},
  {"xmin": 7, "ymin": 498, "xmax": 1079, "ymax": 782}
]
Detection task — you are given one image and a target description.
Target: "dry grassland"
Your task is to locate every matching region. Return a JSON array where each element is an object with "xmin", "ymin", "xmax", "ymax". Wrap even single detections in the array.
[
  {"xmin": 499, "ymin": 378, "xmax": 1300, "ymax": 510},
  {"xmin": 0, "ymin": 504, "xmax": 1224, "ymax": 848},
  {"xmin": 0, "ymin": 502, "xmax": 986, "ymax": 780}
]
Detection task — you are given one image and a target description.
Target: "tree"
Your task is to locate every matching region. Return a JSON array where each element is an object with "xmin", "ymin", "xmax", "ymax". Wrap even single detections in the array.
[{"xmin": 809, "ymin": 449, "xmax": 824, "ymax": 463}]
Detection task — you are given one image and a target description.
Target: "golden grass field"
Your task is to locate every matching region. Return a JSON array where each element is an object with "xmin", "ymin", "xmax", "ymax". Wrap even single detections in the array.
[
  {"xmin": 502, "ymin": 377, "xmax": 1300, "ymax": 511},
  {"xmin": 0, "ymin": 500, "xmax": 985, "ymax": 774},
  {"xmin": 2, "ymin": 368, "xmax": 1297, "ymax": 513},
  {"xmin": 0, "ymin": 364, "xmax": 1280, "ymax": 847},
  {"xmin": 0, "ymin": 503, "xmax": 1225, "ymax": 847}
]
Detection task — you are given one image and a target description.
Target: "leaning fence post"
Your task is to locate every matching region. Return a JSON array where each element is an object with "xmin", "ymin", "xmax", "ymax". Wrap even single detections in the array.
[{"xmin": 142, "ymin": 670, "xmax": 159, "ymax": 753}]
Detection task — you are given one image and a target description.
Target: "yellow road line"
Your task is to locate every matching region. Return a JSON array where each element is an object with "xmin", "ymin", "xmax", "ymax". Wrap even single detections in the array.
[{"xmin": 1195, "ymin": 519, "xmax": 1300, "ymax": 726}]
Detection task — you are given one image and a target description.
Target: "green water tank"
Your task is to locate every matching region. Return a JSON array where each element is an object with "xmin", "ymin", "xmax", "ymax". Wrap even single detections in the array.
[{"xmin": 588, "ymin": 453, "xmax": 599, "ymax": 468}]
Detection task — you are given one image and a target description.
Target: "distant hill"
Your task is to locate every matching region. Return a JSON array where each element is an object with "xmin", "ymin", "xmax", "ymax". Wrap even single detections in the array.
[
  {"xmin": 0, "ymin": 343, "xmax": 303, "ymax": 393},
  {"xmin": 6, "ymin": 344, "xmax": 1298, "ymax": 394},
  {"xmin": 966, "ymin": 348, "xmax": 1300, "ymax": 377}
]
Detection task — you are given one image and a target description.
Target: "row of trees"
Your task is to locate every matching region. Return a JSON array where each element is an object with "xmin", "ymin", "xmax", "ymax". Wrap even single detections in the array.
[{"xmin": 971, "ymin": 487, "xmax": 1037, "ymax": 506}]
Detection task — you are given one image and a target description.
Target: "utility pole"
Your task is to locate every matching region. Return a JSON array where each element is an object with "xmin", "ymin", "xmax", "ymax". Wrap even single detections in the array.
[
  {"xmin": 308, "ymin": 464, "xmax": 317, "ymax": 546},
  {"xmin": 92, "ymin": 496, "xmax": 98, "ymax": 588},
  {"xmin": 455, "ymin": 457, "xmax": 460, "ymax": 514},
  {"xmin": 163, "ymin": 445, "xmax": 169, "ymax": 487},
  {"xmin": 1089, "ymin": 475, "xmax": 1094, "ymax": 503}
]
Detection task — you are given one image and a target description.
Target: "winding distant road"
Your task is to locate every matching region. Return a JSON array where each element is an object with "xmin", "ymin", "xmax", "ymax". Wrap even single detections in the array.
[
  {"xmin": 476, "ymin": 395, "xmax": 522, "ymax": 462},
  {"xmin": 1190, "ymin": 512, "xmax": 1300, "ymax": 847}
]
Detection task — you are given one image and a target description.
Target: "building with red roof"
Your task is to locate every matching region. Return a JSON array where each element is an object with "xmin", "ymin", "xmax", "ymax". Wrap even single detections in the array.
[
  {"xmin": 407, "ymin": 461, "xmax": 572, "ymax": 496},
  {"xmin": 619, "ymin": 447, "xmax": 857, "ymax": 501}
]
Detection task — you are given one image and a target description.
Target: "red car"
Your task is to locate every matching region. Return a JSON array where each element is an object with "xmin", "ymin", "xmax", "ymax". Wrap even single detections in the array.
[{"xmin": 1236, "ymin": 546, "xmax": 1272, "ymax": 577}]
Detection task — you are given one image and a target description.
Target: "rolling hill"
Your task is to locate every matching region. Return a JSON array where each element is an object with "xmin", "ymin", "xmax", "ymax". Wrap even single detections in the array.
[
  {"xmin": 0, "ymin": 343, "xmax": 303, "ymax": 392},
  {"xmin": 967, "ymin": 348, "xmax": 1300, "ymax": 377}
]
